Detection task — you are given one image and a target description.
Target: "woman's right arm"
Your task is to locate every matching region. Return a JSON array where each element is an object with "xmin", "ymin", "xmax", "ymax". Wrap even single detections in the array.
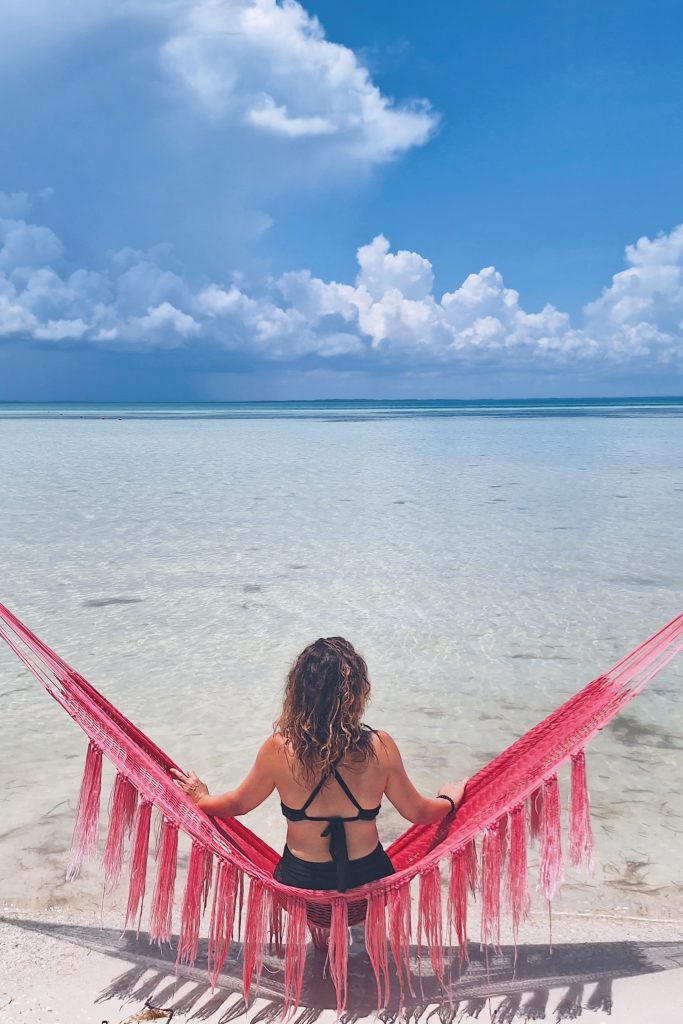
[{"xmin": 379, "ymin": 730, "xmax": 467, "ymax": 825}]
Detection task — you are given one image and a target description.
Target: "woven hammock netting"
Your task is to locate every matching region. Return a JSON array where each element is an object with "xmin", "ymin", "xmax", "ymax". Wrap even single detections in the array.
[{"xmin": 1, "ymin": 603, "xmax": 682, "ymax": 1015}]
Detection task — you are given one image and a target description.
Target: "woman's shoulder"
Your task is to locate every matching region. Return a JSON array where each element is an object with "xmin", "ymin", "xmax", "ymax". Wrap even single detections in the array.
[
  {"xmin": 269, "ymin": 732, "xmax": 287, "ymax": 752},
  {"xmin": 257, "ymin": 733, "xmax": 288, "ymax": 764},
  {"xmin": 367, "ymin": 727, "xmax": 397, "ymax": 762}
]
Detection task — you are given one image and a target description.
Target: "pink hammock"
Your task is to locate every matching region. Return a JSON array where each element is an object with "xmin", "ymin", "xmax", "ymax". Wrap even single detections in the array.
[{"xmin": 1, "ymin": 603, "xmax": 682, "ymax": 1014}]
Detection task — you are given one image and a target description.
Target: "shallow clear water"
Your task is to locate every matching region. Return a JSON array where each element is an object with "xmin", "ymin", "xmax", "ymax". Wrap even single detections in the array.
[{"xmin": 0, "ymin": 400, "xmax": 681, "ymax": 920}]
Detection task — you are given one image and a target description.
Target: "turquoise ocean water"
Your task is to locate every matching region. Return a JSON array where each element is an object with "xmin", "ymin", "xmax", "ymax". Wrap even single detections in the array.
[{"xmin": 0, "ymin": 398, "xmax": 681, "ymax": 922}]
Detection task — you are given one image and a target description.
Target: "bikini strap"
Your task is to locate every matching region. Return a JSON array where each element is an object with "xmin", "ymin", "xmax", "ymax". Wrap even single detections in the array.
[
  {"xmin": 299, "ymin": 760, "xmax": 364, "ymax": 814},
  {"xmin": 332, "ymin": 767, "xmax": 365, "ymax": 813},
  {"xmin": 299, "ymin": 774, "xmax": 330, "ymax": 812}
]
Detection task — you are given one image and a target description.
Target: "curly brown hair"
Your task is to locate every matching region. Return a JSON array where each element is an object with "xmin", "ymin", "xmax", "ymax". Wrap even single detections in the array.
[{"xmin": 274, "ymin": 637, "xmax": 375, "ymax": 781}]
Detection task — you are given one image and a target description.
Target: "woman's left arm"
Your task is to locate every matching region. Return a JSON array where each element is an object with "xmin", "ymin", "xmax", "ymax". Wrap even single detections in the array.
[{"xmin": 171, "ymin": 737, "xmax": 277, "ymax": 819}]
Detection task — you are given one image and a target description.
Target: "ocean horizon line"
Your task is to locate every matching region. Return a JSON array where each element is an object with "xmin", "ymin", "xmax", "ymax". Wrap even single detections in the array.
[
  {"xmin": 1, "ymin": 395, "xmax": 682, "ymax": 420},
  {"xmin": 1, "ymin": 395, "xmax": 683, "ymax": 405}
]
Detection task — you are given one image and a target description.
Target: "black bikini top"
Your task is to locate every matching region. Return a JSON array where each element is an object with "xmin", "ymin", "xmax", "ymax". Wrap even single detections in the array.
[
  {"xmin": 280, "ymin": 766, "xmax": 381, "ymax": 825},
  {"xmin": 280, "ymin": 736, "xmax": 381, "ymax": 892}
]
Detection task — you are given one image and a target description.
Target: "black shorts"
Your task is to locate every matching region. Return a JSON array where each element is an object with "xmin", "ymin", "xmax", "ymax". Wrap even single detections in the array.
[{"xmin": 273, "ymin": 842, "xmax": 395, "ymax": 892}]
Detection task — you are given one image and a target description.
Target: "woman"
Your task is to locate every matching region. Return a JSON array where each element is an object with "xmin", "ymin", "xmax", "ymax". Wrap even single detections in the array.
[{"xmin": 172, "ymin": 637, "xmax": 467, "ymax": 894}]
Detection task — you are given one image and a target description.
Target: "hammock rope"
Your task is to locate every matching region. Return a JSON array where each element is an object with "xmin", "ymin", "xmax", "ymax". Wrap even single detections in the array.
[{"xmin": 1, "ymin": 602, "xmax": 682, "ymax": 1014}]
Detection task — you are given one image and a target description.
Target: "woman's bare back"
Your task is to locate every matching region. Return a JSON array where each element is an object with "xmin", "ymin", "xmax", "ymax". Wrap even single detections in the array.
[{"xmin": 273, "ymin": 731, "xmax": 387, "ymax": 862}]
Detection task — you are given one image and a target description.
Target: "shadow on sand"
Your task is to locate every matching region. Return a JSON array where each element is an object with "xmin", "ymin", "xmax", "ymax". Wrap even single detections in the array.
[{"xmin": 4, "ymin": 916, "xmax": 683, "ymax": 1022}]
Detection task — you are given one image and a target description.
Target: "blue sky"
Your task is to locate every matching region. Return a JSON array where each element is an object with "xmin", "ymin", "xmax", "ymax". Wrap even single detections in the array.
[{"xmin": 1, "ymin": 0, "xmax": 682, "ymax": 400}]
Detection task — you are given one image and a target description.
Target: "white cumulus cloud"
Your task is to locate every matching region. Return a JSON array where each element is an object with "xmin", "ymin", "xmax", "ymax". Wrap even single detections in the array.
[
  {"xmin": 0, "ymin": 219, "xmax": 64, "ymax": 272},
  {"xmin": 583, "ymin": 225, "xmax": 683, "ymax": 361},
  {"xmin": 1, "ymin": 192, "xmax": 682, "ymax": 373},
  {"xmin": 2, "ymin": 0, "xmax": 436, "ymax": 168},
  {"xmin": 247, "ymin": 95, "xmax": 336, "ymax": 138},
  {"xmin": 33, "ymin": 318, "xmax": 88, "ymax": 341},
  {"xmin": 161, "ymin": 0, "xmax": 437, "ymax": 163}
]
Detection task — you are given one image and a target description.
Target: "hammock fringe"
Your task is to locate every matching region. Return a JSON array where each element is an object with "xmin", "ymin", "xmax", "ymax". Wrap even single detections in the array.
[
  {"xmin": 539, "ymin": 775, "xmax": 564, "ymax": 901},
  {"xmin": 498, "ymin": 812, "xmax": 509, "ymax": 867},
  {"xmin": 506, "ymin": 803, "xmax": 530, "ymax": 939},
  {"xmin": 570, "ymin": 748, "xmax": 594, "ymax": 870},
  {"xmin": 328, "ymin": 898, "xmax": 349, "ymax": 1017},
  {"xmin": 480, "ymin": 823, "xmax": 502, "ymax": 951},
  {"xmin": 125, "ymin": 798, "xmax": 152, "ymax": 934},
  {"xmin": 177, "ymin": 841, "xmax": 208, "ymax": 967},
  {"xmin": 282, "ymin": 896, "xmax": 307, "ymax": 1015},
  {"xmin": 418, "ymin": 865, "xmax": 444, "ymax": 987},
  {"xmin": 387, "ymin": 879, "xmax": 414, "ymax": 1004},
  {"xmin": 365, "ymin": 891, "xmax": 391, "ymax": 1010},
  {"xmin": 269, "ymin": 893, "xmax": 285, "ymax": 959},
  {"xmin": 243, "ymin": 877, "xmax": 270, "ymax": 1003},
  {"xmin": 466, "ymin": 836, "xmax": 478, "ymax": 895},
  {"xmin": 447, "ymin": 842, "xmax": 474, "ymax": 964},
  {"xmin": 201, "ymin": 845, "xmax": 214, "ymax": 911},
  {"xmin": 208, "ymin": 859, "xmax": 240, "ymax": 988},
  {"xmin": 529, "ymin": 785, "xmax": 544, "ymax": 842},
  {"xmin": 103, "ymin": 772, "xmax": 138, "ymax": 891},
  {"xmin": 149, "ymin": 816, "xmax": 179, "ymax": 945},
  {"xmin": 67, "ymin": 741, "xmax": 102, "ymax": 880}
]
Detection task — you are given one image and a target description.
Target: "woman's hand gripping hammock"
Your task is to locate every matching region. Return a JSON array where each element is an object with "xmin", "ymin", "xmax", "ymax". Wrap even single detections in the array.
[{"xmin": 171, "ymin": 767, "xmax": 209, "ymax": 804}]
